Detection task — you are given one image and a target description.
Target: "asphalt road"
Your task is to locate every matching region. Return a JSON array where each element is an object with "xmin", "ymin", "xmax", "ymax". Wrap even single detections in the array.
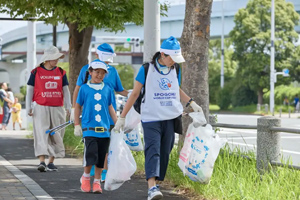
[
  {"xmin": 0, "ymin": 131, "xmax": 189, "ymax": 200},
  {"xmin": 216, "ymin": 114, "xmax": 300, "ymax": 165}
]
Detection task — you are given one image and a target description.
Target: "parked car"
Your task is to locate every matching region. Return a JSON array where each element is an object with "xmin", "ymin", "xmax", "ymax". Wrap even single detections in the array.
[{"xmin": 116, "ymin": 94, "xmax": 127, "ymax": 111}]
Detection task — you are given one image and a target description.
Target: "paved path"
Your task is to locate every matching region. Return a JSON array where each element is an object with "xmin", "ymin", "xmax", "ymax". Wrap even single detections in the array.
[{"xmin": 0, "ymin": 130, "xmax": 189, "ymax": 200}]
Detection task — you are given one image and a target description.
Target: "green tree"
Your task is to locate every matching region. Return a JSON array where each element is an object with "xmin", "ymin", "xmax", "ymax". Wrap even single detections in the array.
[
  {"xmin": 208, "ymin": 39, "xmax": 238, "ymax": 104},
  {"xmin": 229, "ymin": 0, "xmax": 300, "ymax": 104},
  {"xmin": 0, "ymin": 0, "xmax": 167, "ymax": 97},
  {"xmin": 114, "ymin": 64, "xmax": 134, "ymax": 90}
]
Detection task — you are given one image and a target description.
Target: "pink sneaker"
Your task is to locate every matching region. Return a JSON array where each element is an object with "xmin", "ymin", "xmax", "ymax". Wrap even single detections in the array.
[
  {"xmin": 92, "ymin": 181, "xmax": 102, "ymax": 193},
  {"xmin": 80, "ymin": 175, "xmax": 91, "ymax": 193}
]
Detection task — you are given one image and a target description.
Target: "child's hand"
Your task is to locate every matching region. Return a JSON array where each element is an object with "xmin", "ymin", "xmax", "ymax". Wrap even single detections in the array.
[
  {"xmin": 113, "ymin": 117, "xmax": 125, "ymax": 133},
  {"xmin": 74, "ymin": 125, "xmax": 82, "ymax": 137}
]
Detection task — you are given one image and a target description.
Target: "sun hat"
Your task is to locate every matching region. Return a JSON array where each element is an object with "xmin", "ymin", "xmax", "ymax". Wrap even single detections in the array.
[
  {"xmin": 96, "ymin": 43, "xmax": 116, "ymax": 63},
  {"xmin": 160, "ymin": 36, "xmax": 185, "ymax": 63},
  {"xmin": 89, "ymin": 59, "xmax": 108, "ymax": 73},
  {"xmin": 36, "ymin": 46, "xmax": 64, "ymax": 67}
]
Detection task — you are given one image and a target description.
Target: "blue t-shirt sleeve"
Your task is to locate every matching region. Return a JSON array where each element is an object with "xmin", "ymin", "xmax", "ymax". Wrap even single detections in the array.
[
  {"xmin": 76, "ymin": 87, "xmax": 85, "ymax": 106},
  {"xmin": 135, "ymin": 65, "xmax": 145, "ymax": 85},
  {"xmin": 114, "ymin": 70, "xmax": 124, "ymax": 92},
  {"xmin": 27, "ymin": 72, "xmax": 36, "ymax": 86},
  {"xmin": 76, "ymin": 65, "xmax": 89, "ymax": 86}
]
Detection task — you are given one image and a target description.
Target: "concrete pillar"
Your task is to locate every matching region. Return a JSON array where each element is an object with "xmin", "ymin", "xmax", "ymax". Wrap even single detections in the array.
[
  {"xmin": 144, "ymin": 0, "xmax": 160, "ymax": 62},
  {"xmin": 256, "ymin": 117, "xmax": 281, "ymax": 173},
  {"xmin": 1, "ymin": 62, "xmax": 26, "ymax": 93}
]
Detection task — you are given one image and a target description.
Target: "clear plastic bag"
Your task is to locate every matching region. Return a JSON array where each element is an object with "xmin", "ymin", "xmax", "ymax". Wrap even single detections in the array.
[
  {"xmin": 123, "ymin": 127, "xmax": 144, "ymax": 151},
  {"xmin": 178, "ymin": 114, "xmax": 226, "ymax": 184},
  {"xmin": 104, "ymin": 130, "xmax": 137, "ymax": 191}
]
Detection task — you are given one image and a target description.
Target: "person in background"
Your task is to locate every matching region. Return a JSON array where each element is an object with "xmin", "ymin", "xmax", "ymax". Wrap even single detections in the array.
[
  {"xmin": 0, "ymin": 82, "xmax": 13, "ymax": 130},
  {"xmin": 12, "ymin": 97, "xmax": 23, "ymax": 130},
  {"xmin": 113, "ymin": 36, "xmax": 203, "ymax": 200},
  {"xmin": 293, "ymin": 95, "xmax": 299, "ymax": 111},
  {"xmin": 71, "ymin": 43, "xmax": 128, "ymax": 182},
  {"xmin": 6, "ymin": 87, "xmax": 15, "ymax": 112},
  {"xmin": 26, "ymin": 46, "xmax": 72, "ymax": 172},
  {"xmin": 74, "ymin": 60, "xmax": 117, "ymax": 193}
]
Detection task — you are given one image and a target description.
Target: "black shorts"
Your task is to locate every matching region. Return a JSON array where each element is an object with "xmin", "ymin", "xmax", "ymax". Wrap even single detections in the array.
[{"xmin": 83, "ymin": 137, "xmax": 110, "ymax": 168}]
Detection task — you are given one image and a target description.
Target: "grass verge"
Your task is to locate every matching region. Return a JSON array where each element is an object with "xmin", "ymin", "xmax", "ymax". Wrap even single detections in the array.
[{"xmin": 63, "ymin": 126, "xmax": 300, "ymax": 200}]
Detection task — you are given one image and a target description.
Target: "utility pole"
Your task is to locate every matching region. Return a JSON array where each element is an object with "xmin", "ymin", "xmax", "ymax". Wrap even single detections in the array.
[
  {"xmin": 220, "ymin": 0, "xmax": 225, "ymax": 88},
  {"xmin": 53, "ymin": 25, "xmax": 57, "ymax": 46},
  {"xmin": 26, "ymin": 21, "xmax": 36, "ymax": 129},
  {"xmin": 270, "ymin": 0, "xmax": 275, "ymax": 114},
  {"xmin": 144, "ymin": 0, "xmax": 160, "ymax": 62}
]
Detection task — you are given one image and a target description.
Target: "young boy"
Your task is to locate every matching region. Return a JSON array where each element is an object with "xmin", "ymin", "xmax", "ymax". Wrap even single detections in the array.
[
  {"xmin": 12, "ymin": 97, "xmax": 23, "ymax": 130},
  {"xmin": 74, "ymin": 60, "xmax": 117, "ymax": 193}
]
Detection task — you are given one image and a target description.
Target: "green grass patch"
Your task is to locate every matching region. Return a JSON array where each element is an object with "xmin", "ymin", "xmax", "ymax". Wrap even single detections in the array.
[
  {"xmin": 209, "ymin": 104, "xmax": 220, "ymax": 111},
  {"xmin": 133, "ymin": 145, "xmax": 300, "ymax": 200},
  {"xmin": 63, "ymin": 127, "xmax": 300, "ymax": 199},
  {"xmin": 63, "ymin": 126, "xmax": 84, "ymax": 156}
]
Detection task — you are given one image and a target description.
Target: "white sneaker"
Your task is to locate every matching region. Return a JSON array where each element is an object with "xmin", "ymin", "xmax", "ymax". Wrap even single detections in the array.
[{"xmin": 147, "ymin": 186, "xmax": 163, "ymax": 200}]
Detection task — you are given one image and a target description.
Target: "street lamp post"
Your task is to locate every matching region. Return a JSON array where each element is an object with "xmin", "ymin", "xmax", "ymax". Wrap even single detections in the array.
[
  {"xmin": 270, "ymin": 0, "xmax": 275, "ymax": 115},
  {"xmin": 221, "ymin": 0, "xmax": 225, "ymax": 88}
]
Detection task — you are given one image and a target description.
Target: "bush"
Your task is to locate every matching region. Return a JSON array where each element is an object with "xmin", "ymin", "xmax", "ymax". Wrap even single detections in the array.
[
  {"xmin": 264, "ymin": 83, "xmax": 300, "ymax": 105},
  {"xmin": 231, "ymin": 85, "xmax": 257, "ymax": 107},
  {"xmin": 217, "ymin": 84, "xmax": 233, "ymax": 110}
]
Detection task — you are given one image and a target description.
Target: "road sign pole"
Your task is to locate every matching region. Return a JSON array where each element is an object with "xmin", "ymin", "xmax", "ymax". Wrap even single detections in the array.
[{"xmin": 270, "ymin": 0, "xmax": 275, "ymax": 114}]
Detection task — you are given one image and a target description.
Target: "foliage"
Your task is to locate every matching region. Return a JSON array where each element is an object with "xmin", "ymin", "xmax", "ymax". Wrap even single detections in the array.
[
  {"xmin": 264, "ymin": 83, "xmax": 300, "ymax": 105},
  {"xmin": 217, "ymin": 82, "xmax": 233, "ymax": 110},
  {"xmin": 114, "ymin": 64, "xmax": 134, "ymax": 90},
  {"xmin": 229, "ymin": 0, "xmax": 300, "ymax": 94},
  {"xmin": 208, "ymin": 39, "xmax": 238, "ymax": 104},
  {"xmin": 20, "ymin": 85, "xmax": 26, "ymax": 97},
  {"xmin": 58, "ymin": 62, "xmax": 69, "ymax": 79},
  {"xmin": 231, "ymin": 84, "xmax": 258, "ymax": 107},
  {"xmin": 0, "ymin": 0, "xmax": 168, "ymax": 32}
]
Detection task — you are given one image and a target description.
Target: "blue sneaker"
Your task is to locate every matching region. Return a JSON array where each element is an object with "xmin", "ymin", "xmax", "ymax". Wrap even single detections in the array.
[
  {"xmin": 101, "ymin": 169, "xmax": 107, "ymax": 183},
  {"xmin": 90, "ymin": 165, "xmax": 95, "ymax": 177},
  {"xmin": 147, "ymin": 186, "xmax": 163, "ymax": 200}
]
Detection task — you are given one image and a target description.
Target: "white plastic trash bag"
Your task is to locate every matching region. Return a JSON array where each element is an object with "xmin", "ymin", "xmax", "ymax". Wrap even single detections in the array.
[
  {"xmin": 124, "ymin": 92, "xmax": 141, "ymax": 134},
  {"xmin": 178, "ymin": 114, "xmax": 226, "ymax": 184},
  {"xmin": 123, "ymin": 127, "xmax": 144, "ymax": 151},
  {"xmin": 104, "ymin": 130, "xmax": 137, "ymax": 191}
]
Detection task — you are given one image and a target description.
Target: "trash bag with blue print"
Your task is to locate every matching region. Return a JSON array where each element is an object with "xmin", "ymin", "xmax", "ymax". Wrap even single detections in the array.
[
  {"xmin": 178, "ymin": 112, "xmax": 226, "ymax": 184},
  {"xmin": 104, "ymin": 130, "xmax": 137, "ymax": 191},
  {"xmin": 123, "ymin": 127, "xmax": 144, "ymax": 151}
]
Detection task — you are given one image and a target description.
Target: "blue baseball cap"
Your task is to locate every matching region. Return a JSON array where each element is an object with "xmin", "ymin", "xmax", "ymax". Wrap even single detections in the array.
[
  {"xmin": 96, "ymin": 43, "xmax": 116, "ymax": 63},
  {"xmin": 89, "ymin": 59, "xmax": 108, "ymax": 72},
  {"xmin": 160, "ymin": 36, "xmax": 185, "ymax": 63}
]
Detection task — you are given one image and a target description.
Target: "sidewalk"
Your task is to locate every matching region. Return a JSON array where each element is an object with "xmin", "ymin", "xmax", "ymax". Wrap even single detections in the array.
[
  {"xmin": 0, "ymin": 130, "xmax": 189, "ymax": 200},
  {"xmin": 0, "ymin": 162, "xmax": 36, "ymax": 200}
]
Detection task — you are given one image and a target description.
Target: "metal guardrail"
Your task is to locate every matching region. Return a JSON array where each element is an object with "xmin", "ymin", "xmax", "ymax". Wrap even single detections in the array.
[{"xmin": 209, "ymin": 116, "xmax": 300, "ymax": 173}]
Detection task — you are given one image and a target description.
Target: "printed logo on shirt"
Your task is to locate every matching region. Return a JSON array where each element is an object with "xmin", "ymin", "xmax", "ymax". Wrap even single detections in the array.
[
  {"xmin": 160, "ymin": 101, "xmax": 173, "ymax": 106},
  {"xmin": 53, "ymin": 76, "xmax": 61, "ymax": 80},
  {"xmin": 41, "ymin": 92, "xmax": 62, "ymax": 98},
  {"xmin": 158, "ymin": 78, "xmax": 172, "ymax": 90},
  {"xmin": 45, "ymin": 81, "xmax": 58, "ymax": 89}
]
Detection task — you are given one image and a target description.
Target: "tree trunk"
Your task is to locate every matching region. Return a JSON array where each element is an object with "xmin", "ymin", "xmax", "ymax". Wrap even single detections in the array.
[
  {"xmin": 179, "ymin": 0, "xmax": 212, "ymax": 149},
  {"xmin": 257, "ymin": 88, "xmax": 264, "ymax": 105},
  {"xmin": 67, "ymin": 23, "xmax": 93, "ymax": 99}
]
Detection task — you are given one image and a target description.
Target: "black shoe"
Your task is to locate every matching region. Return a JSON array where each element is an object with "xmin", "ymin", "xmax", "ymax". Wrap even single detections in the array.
[
  {"xmin": 47, "ymin": 163, "xmax": 58, "ymax": 171},
  {"xmin": 37, "ymin": 162, "xmax": 47, "ymax": 172}
]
